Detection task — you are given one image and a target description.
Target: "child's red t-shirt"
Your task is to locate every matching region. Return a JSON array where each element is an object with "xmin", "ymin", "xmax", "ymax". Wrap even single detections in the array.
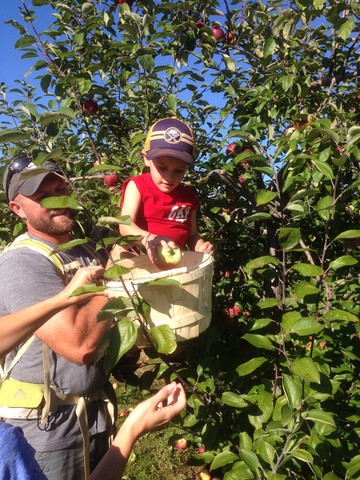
[{"xmin": 121, "ymin": 173, "xmax": 200, "ymax": 248}]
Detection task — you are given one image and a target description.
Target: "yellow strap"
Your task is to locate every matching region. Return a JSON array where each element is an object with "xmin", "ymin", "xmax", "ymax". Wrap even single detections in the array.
[
  {"xmin": 6, "ymin": 236, "xmax": 65, "ymax": 279},
  {"xmin": 76, "ymin": 397, "xmax": 91, "ymax": 480}
]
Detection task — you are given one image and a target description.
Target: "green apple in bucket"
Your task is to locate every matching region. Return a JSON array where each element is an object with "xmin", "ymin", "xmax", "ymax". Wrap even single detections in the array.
[{"xmin": 156, "ymin": 243, "xmax": 182, "ymax": 270}]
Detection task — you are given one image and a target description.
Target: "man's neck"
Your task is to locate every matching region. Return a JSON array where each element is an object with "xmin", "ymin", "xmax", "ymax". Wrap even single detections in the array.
[{"xmin": 27, "ymin": 228, "xmax": 71, "ymax": 246}]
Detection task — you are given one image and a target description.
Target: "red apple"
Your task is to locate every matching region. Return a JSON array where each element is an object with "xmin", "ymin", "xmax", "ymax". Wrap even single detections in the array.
[
  {"xmin": 226, "ymin": 142, "xmax": 238, "ymax": 156},
  {"xmin": 196, "ymin": 20, "xmax": 206, "ymax": 28},
  {"xmin": 156, "ymin": 243, "xmax": 182, "ymax": 270},
  {"xmin": 211, "ymin": 27, "xmax": 225, "ymax": 41},
  {"xmin": 83, "ymin": 99, "xmax": 98, "ymax": 115},
  {"xmin": 239, "ymin": 176, "xmax": 246, "ymax": 184},
  {"xmin": 117, "ymin": 0, "xmax": 134, "ymax": 6},
  {"xmin": 225, "ymin": 32, "xmax": 234, "ymax": 44},
  {"xmin": 197, "ymin": 446, "xmax": 206, "ymax": 454},
  {"xmin": 244, "ymin": 310, "xmax": 251, "ymax": 317},
  {"xmin": 104, "ymin": 174, "xmax": 120, "ymax": 187},
  {"xmin": 176, "ymin": 438, "xmax": 187, "ymax": 450}
]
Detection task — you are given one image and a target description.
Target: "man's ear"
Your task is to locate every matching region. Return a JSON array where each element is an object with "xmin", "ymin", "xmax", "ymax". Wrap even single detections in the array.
[{"xmin": 9, "ymin": 199, "xmax": 26, "ymax": 220}]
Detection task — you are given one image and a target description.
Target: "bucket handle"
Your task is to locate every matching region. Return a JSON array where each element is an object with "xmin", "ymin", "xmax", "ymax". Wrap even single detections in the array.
[{"xmin": 143, "ymin": 255, "xmax": 213, "ymax": 281}]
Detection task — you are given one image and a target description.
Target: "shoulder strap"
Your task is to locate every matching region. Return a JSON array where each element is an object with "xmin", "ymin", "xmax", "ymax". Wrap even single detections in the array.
[{"xmin": 3, "ymin": 233, "xmax": 66, "ymax": 280}]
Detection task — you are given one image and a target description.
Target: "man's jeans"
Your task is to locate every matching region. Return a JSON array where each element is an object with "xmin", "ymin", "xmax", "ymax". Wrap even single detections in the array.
[{"xmin": 35, "ymin": 431, "xmax": 110, "ymax": 480}]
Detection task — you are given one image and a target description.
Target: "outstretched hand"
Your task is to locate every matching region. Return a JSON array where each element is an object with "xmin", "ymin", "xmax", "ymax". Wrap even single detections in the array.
[
  {"xmin": 123, "ymin": 381, "xmax": 187, "ymax": 440},
  {"xmin": 62, "ymin": 265, "xmax": 105, "ymax": 304}
]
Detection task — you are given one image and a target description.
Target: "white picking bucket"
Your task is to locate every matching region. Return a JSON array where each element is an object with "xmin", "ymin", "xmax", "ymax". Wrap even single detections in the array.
[{"xmin": 106, "ymin": 251, "xmax": 213, "ymax": 344}]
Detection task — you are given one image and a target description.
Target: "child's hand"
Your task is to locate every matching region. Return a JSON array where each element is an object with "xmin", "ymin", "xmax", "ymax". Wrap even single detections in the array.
[
  {"xmin": 195, "ymin": 241, "xmax": 214, "ymax": 256},
  {"xmin": 141, "ymin": 234, "xmax": 175, "ymax": 264}
]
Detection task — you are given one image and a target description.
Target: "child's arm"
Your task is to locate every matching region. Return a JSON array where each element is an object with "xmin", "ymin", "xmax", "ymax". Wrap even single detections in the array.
[
  {"xmin": 120, "ymin": 180, "xmax": 175, "ymax": 263},
  {"xmin": 186, "ymin": 210, "xmax": 214, "ymax": 255}
]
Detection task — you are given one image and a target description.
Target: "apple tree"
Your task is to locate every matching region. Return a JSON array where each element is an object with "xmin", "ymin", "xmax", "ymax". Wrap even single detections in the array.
[{"xmin": 0, "ymin": 0, "xmax": 360, "ymax": 478}]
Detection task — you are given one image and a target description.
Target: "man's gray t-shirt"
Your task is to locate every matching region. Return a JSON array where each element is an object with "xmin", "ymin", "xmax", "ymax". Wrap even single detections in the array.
[{"xmin": 0, "ymin": 240, "xmax": 111, "ymax": 452}]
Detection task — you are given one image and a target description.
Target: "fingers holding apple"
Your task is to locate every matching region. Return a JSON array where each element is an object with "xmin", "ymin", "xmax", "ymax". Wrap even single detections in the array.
[{"xmin": 155, "ymin": 241, "xmax": 183, "ymax": 270}]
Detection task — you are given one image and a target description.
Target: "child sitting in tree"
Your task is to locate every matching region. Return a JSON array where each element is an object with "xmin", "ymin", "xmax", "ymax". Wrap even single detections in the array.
[{"xmin": 119, "ymin": 117, "xmax": 213, "ymax": 266}]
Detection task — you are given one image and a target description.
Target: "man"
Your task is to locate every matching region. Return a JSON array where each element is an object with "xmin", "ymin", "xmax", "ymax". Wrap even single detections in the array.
[{"xmin": 0, "ymin": 155, "xmax": 116, "ymax": 480}]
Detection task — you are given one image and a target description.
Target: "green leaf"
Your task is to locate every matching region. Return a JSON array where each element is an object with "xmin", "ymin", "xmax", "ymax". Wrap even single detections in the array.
[
  {"xmin": 139, "ymin": 279, "xmax": 182, "ymax": 290},
  {"xmin": 39, "ymin": 110, "xmax": 75, "ymax": 126},
  {"xmin": 246, "ymin": 256, "xmax": 280, "ymax": 269},
  {"xmin": 334, "ymin": 230, "xmax": 360, "ymax": 241},
  {"xmin": 224, "ymin": 464, "xmax": 254, "ymax": 479},
  {"xmin": 313, "ymin": 160, "xmax": 334, "ymax": 180},
  {"xmin": 303, "ymin": 408, "xmax": 336, "ymax": 426},
  {"xmin": 313, "ymin": 0, "xmax": 326, "ymax": 8},
  {"xmin": 242, "ymin": 333, "xmax": 274, "ymax": 350},
  {"xmin": 282, "ymin": 311, "xmax": 302, "ymax": 332},
  {"xmin": 239, "ymin": 449, "xmax": 260, "ymax": 472},
  {"xmin": 40, "ymin": 196, "xmax": 82, "ymax": 210},
  {"xmin": 256, "ymin": 438, "xmax": 276, "ymax": 464},
  {"xmin": 263, "ymin": 38, "xmax": 276, "ymax": 58},
  {"xmin": 255, "ymin": 190, "xmax": 278, "ymax": 206},
  {"xmin": 283, "ymin": 374, "xmax": 302, "ymax": 410},
  {"xmin": 280, "ymin": 75, "xmax": 294, "ymax": 92},
  {"xmin": 236, "ymin": 357, "xmax": 267, "ymax": 376},
  {"xmin": 244, "ymin": 213, "xmax": 273, "ymax": 221},
  {"xmin": 15, "ymin": 35, "xmax": 36, "ymax": 47},
  {"xmin": 148, "ymin": 324, "xmax": 177, "ymax": 354},
  {"xmin": 322, "ymin": 474, "xmax": 341, "ymax": 480},
  {"xmin": 292, "ymin": 264, "xmax": 324, "ymax": 277},
  {"xmin": 282, "ymin": 312, "xmax": 323, "ymax": 336},
  {"xmin": 257, "ymin": 298, "xmax": 281, "ymax": 309},
  {"xmin": 138, "ymin": 54, "xmax": 154, "ymax": 73},
  {"xmin": 291, "ymin": 358, "xmax": 320, "ymax": 383},
  {"xmin": 346, "ymin": 454, "xmax": 360, "ymax": 479},
  {"xmin": 104, "ymin": 319, "xmax": 138, "ymax": 373},
  {"xmin": 221, "ymin": 392, "xmax": 248, "ymax": 408},
  {"xmin": 239, "ymin": 432, "xmax": 253, "ymax": 451},
  {"xmin": 166, "ymin": 94, "xmax": 177, "ymax": 113},
  {"xmin": 104, "ymin": 265, "xmax": 131, "ymax": 280},
  {"xmin": 97, "ymin": 297, "xmax": 133, "ymax": 322},
  {"xmin": 294, "ymin": 281, "xmax": 320, "ymax": 301},
  {"xmin": 211, "ymin": 451, "xmax": 240, "ymax": 470},
  {"xmin": 51, "ymin": 238, "xmax": 89, "ymax": 253},
  {"xmin": 338, "ymin": 18, "xmax": 355, "ymax": 40},
  {"xmin": 82, "ymin": 1, "xmax": 95, "ymax": 14},
  {"xmin": 316, "ymin": 195, "xmax": 334, "ymax": 221},
  {"xmin": 323, "ymin": 309, "xmax": 358, "ymax": 323},
  {"xmin": 71, "ymin": 284, "xmax": 106, "ymax": 296},
  {"xmin": 329, "ymin": 255, "xmax": 358, "ymax": 271},
  {"xmin": 291, "ymin": 448, "xmax": 314, "ymax": 463},
  {"xmin": 0, "ymin": 129, "xmax": 30, "ymax": 143},
  {"xmin": 278, "ymin": 228, "xmax": 301, "ymax": 250}
]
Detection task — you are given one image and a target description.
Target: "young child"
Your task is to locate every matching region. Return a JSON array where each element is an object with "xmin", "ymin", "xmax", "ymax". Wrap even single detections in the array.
[{"xmin": 119, "ymin": 117, "xmax": 213, "ymax": 266}]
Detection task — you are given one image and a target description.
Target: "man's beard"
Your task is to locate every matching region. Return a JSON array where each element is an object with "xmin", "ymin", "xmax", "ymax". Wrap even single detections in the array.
[{"xmin": 28, "ymin": 209, "xmax": 76, "ymax": 236}]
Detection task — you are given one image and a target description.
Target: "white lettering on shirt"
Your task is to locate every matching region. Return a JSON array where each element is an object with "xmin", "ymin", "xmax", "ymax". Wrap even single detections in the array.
[{"xmin": 168, "ymin": 205, "xmax": 191, "ymax": 223}]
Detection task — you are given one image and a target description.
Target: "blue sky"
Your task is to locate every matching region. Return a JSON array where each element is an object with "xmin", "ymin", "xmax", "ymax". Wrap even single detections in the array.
[{"xmin": 0, "ymin": 3, "xmax": 53, "ymax": 100}]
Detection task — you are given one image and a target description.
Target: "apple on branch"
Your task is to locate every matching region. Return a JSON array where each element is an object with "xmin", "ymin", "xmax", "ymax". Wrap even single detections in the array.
[
  {"xmin": 156, "ymin": 243, "xmax": 182, "ymax": 270},
  {"xmin": 211, "ymin": 27, "xmax": 225, "ymax": 42},
  {"xmin": 83, "ymin": 99, "xmax": 98, "ymax": 115},
  {"xmin": 104, "ymin": 174, "xmax": 120, "ymax": 187}
]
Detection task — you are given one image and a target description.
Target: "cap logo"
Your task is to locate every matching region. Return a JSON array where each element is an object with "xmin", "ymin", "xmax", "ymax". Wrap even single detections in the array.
[{"xmin": 165, "ymin": 127, "xmax": 182, "ymax": 144}]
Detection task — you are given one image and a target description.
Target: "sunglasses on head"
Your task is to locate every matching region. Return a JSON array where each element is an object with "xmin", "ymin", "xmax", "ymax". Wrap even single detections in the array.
[{"xmin": 5, "ymin": 155, "xmax": 33, "ymax": 201}]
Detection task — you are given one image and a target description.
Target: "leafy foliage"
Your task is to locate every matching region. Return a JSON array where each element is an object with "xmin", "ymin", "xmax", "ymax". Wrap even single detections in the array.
[{"xmin": 1, "ymin": 0, "xmax": 360, "ymax": 478}]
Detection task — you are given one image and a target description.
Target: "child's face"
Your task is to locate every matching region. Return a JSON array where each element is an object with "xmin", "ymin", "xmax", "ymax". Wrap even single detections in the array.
[{"xmin": 147, "ymin": 156, "xmax": 189, "ymax": 193}]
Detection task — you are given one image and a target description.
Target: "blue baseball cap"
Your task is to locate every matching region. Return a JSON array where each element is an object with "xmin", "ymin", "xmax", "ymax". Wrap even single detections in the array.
[{"xmin": 144, "ymin": 118, "xmax": 196, "ymax": 165}]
